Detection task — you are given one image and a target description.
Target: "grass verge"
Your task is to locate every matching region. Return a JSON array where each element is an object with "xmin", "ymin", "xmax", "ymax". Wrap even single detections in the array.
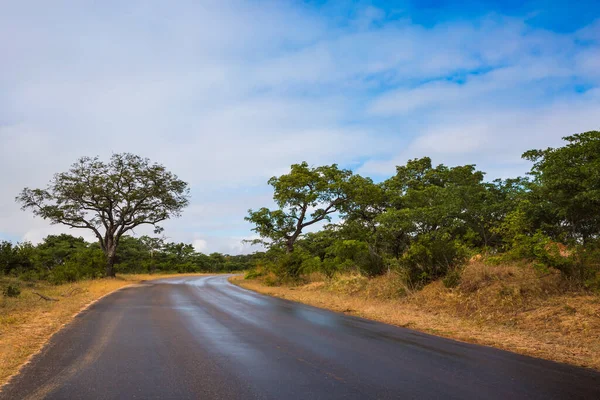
[
  {"xmin": 230, "ymin": 262, "xmax": 600, "ymax": 370},
  {"xmin": 0, "ymin": 273, "xmax": 207, "ymax": 387}
]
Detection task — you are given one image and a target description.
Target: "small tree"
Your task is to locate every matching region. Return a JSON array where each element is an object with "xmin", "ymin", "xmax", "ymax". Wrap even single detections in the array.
[
  {"xmin": 17, "ymin": 153, "xmax": 189, "ymax": 277},
  {"xmin": 246, "ymin": 162, "xmax": 352, "ymax": 253}
]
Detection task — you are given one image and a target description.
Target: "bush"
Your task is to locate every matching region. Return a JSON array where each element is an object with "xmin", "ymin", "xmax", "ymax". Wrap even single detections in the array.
[
  {"xmin": 442, "ymin": 269, "xmax": 462, "ymax": 288},
  {"xmin": 49, "ymin": 263, "xmax": 81, "ymax": 284},
  {"xmin": 263, "ymin": 273, "xmax": 280, "ymax": 287},
  {"xmin": 3, "ymin": 284, "xmax": 21, "ymax": 298},
  {"xmin": 299, "ymin": 240, "xmax": 386, "ymax": 279},
  {"xmin": 584, "ymin": 272, "xmax": 600, "ymax": 293},
  {"xmin": 19, "ymin": 269, "xmax": 42, "ymax": 282},
  {"xmin": 274, "ymin": 250, "xmax": 308, "ymax": 279},
  {"xmin": 245, "ymin": 269, "xmax": 264, "ymax": 280},
  {"xmin": 578, "ymin": 243, "xmax": 600, "ymax": 290},
  {"xmin": 400, "ymin": 234, "xmax": 469, "ymax": 286}
]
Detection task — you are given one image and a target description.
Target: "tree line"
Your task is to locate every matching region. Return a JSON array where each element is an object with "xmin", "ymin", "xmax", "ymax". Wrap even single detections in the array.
[
  {"xmin": 4, "ymin": 131, "xmax": 599, "ymax": 290},
  {"xmin": 1, "ymin": 234, "xmax": 256, "ymax": 284},
  {"xmin": 246, "ymin": 131, "xmax": 600, "ymax": 290}
]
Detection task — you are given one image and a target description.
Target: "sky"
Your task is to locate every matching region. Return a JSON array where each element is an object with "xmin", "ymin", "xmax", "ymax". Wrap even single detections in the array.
[{"xmin": 1, "ymin": 0, "xmax": 599, "ymax": 254}]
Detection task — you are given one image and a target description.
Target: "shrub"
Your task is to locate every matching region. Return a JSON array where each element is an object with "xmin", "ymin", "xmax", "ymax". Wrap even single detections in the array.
[
  {"xmin": 3, "ymin": 284, "xmax": 21, "ymax": 298},
  {"xmin": 584, "ymin": 272, "xmax": 600, "ymax": 293},
  {"xmin": 245, "ymin": 269, "xmax": 264, "ymax": 280},
  {"xmin": 442, "ymin": 269, "xmax": 462, "ymax": 288},
  {"xmin": 276, "ymin": 251, "xmax": 308, "ymax": 279},
  {"xmin": 400, "ymin": 234, "xmax": 469, "ymax": 286},
  {"xmin": 579, "ymin": 243, "xmax": 600, "ymax": 290},
  {"xmin": 263, "ymin": 273, "xmax": 279, "ymax": 287},
  {"xmin": 19, "ymin": 269, "xmax": 42, "ymax": 282},
  {"xmin": 49, "ymin": 263, "xmax": 80, "ymax": 285},
  {"xmin": 303, "ymin": 240, "xmax": 385, "ymax": 278}
]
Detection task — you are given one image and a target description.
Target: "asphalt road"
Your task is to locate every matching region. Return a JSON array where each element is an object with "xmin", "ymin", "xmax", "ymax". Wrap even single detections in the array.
[{"xmin": 2, "ymin": 275, "xmax": 599, "ymax": 400}]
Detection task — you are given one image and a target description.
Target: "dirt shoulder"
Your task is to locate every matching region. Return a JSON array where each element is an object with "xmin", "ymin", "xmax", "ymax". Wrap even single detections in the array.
[
  {"xmin": 0, "ymin": 273, "xmax": 208, "ymax": 387},
  {"xmin": 230, "ymin": 267, "xmax": 600, "ymax": 370}
]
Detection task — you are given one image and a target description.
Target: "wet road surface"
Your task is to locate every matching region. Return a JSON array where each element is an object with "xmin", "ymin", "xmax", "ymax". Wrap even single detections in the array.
[{"xmin": 2, "ymin": 275, "xmax": 599, "ymax": 399}]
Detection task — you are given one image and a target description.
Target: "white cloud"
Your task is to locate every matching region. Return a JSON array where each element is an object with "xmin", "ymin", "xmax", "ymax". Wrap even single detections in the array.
[
  {"xmin": 360, "ymin": 91, "xmax": 600, "ymax": 179},
  {"xmin": 1, "ymin": 2, "xmax": 599, "ymax": 253},
  {"xmin": 192, "ymin": 239, "xmax": 208, "ymax": 253}
]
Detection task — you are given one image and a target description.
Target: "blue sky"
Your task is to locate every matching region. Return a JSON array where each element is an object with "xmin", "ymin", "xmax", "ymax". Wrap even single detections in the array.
[{"xmin": 1, "ymin": 0, "xmax": 599, "ymax": 253}]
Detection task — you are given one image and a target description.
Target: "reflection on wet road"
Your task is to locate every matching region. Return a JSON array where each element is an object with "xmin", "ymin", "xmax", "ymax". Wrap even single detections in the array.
[{"xmin": 2, "ymin": 275, "xmax": 599, "ymax": 399}]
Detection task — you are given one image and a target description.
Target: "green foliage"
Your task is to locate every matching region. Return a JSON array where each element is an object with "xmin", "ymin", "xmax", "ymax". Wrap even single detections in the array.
[
  {"xmin": 252, "ymin": 133, "xmax": 600, "ymax": 289},
  {"xmin": 442, "ymin": 269, "xmax": 462, "ymax": 288},
  {"xmin": 0, "ymin": 234, "xmax": 257, "ymax": 284},
  {"xmin": 576, "ymin": 242, "xmax": 600, "ymax": 290},
  {"xmin": 0, "ymin": 241, "xmax": 36, "ymax": 275},
  {"xmin": 49, "ymin": 263, "xmax": 84, "ymax": 285},
  {"xmin": 493, "ymin": 209, "xmax": 581, "ymax": 277},
  {"xmin": 2, "ymin": 284, "xmax": 21, "ymax": 298},
  {"xmin": 246, "ymin": 162, "xmax": 353, "ymax": 255},
  {"xmin": 8, "ymin": 131, "xmax": 600, "ymax": 292},
  {"xmin": 523, "ymin": 131, "xmax": 600, "ymax": 244},
  {"xmin": 585, "ymin": 273, "xmax": 600, "ymax": 293},
  {"xmin": 36, "ymin": 234, "xmax": 88, "ymax": 271},
  {"xmin": 278, "ymin": 251, "xmax": 307, "ymax": 278},
  {"xmin": 400, "ymin": 234, "xmax": 469, "ymax": 285},
  {"xmin": 245, "ymin": 269, "xmax": 264, "ymax": 280}
]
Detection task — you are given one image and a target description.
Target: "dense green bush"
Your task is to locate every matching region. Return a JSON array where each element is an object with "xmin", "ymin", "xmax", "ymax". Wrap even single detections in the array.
[{"xmin": 400, "ymin": 235, "xmax": 469, "ymax": 285}]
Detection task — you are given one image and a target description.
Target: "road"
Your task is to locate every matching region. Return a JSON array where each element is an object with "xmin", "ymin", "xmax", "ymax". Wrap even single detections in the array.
[{"xmin": 1, "ymin": 275, "xmax": 599, "ymax": 400}]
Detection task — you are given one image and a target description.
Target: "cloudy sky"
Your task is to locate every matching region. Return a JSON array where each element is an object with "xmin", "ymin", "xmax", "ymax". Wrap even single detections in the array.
[{"xmin": 1, "ymin": 0, "xmax": 599, "ymax": 254}]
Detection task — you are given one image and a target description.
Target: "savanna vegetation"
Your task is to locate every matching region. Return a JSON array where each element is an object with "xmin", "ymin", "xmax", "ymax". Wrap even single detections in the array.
[
  {"xmin": 246, "ymin": 131, "xmax": 600, "ymax": 289},
  {"xmin": 2, "ymin": 133, "xmax": 600, "ymax": 374},
  {"xmin": 0, "ymin": 233, "xmax": 256, "ymax": 286},
  {"xmin": 240, "ymin": 131, "xmax": 600, "ymax": 369},
  {"xmin": 2, "ymin": 153, "xmax": 255, "ymax": 295}
]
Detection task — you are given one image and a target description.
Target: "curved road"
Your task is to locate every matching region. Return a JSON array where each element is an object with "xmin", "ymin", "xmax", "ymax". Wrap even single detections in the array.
[{"xmin": 1, "ymin": 275, "xmax": 599, "ymax": 399}]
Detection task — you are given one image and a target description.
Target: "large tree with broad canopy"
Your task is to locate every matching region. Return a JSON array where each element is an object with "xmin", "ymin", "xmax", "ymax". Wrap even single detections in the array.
[{"xmin": 17, "ymin": 153, "xmax": 189, "ymax": 276}]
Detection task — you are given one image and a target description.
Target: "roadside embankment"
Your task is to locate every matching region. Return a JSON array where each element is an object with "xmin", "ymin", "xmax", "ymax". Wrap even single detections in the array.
[
  {"xmin": 0, "ymin": 273, "xmax": 207, "ymax": 387},
  {"xmin": 231, "ymin": 262, "xmax": 600, "ymax": 370}
]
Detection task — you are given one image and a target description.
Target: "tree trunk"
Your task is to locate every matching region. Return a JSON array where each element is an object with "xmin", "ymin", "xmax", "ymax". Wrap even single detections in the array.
[
  {"xmin": 105, "ymin": 246, "xmax": 117, "ymax": 277},
  {"xmin": 286, "ymin": 240, "xmax": 294, "ymax": 253}
]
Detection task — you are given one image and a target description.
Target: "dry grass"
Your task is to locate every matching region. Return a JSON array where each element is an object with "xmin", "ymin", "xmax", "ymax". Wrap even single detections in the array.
[
  {"xmin": 0, "ymin": 273, "xmax": 208, "ymax": 387},
  {"xmin": 232, "ymin": 262, "xmax": 600, "ymax": 370}
]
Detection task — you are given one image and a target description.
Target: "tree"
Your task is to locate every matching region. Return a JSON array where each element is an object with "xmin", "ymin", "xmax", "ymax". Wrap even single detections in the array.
[
  {"xmin": 139, "ymin": 235, "xmax": 165, "ymax": 272},
  {"xmin": 523, "ymin": 131, "xmax": 600, "ymax": 245},
  {"xmin": 246, "ymin": 162, "xmax": 352, "ymax": 253},
  {"xmin": 340, "ymin": 175, "xmax": 387, "ymax": 239},
  {"xmin": 17, "ymin": 153, "xmax": 189, "ymax": 277},
  {"xmin": 0, "ymin": 241, "xmax": 36, "ymax": 275},
  {"xmin": 376, "ymin": 158, "xmax": 487, "ymax": 281},
  {"xmin": 380, "ymin": 158, "xmax": 486, "ymax": 252}
]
